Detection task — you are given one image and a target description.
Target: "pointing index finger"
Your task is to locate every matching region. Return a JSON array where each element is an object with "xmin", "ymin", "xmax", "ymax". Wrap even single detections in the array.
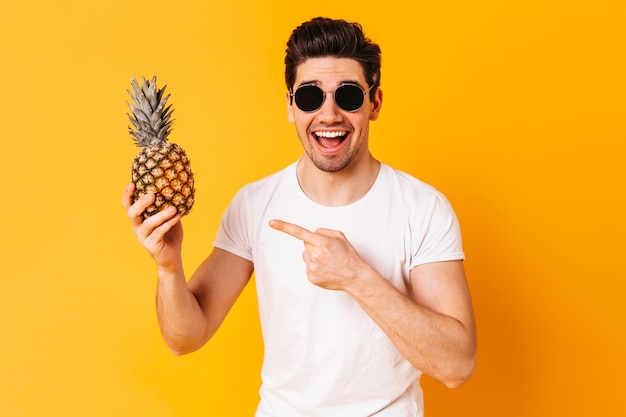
[{"xmin": 269, "ymin": 219, "xmax": 316, "ymax": 243}]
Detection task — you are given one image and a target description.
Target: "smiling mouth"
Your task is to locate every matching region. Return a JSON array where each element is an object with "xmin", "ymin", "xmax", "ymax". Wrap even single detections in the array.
[{"xmin": 313, "ymin": 130, "xmax": 348, "ymax": 150}]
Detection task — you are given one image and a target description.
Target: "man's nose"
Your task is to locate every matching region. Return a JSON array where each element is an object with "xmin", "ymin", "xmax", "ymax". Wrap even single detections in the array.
[{"xmin": 316, "ymin": 93, "xmax": 343, "ymax": 123}]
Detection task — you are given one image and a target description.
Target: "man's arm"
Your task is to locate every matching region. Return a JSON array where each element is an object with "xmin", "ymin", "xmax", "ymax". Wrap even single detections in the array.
[
  {"xmin": 269, "ymin": 219, "xmax": 476, "ymax": 388},
  {"xmin": 347, "ymin": 260, "xmax": 476, "ymax": 388},
  {"xmin": 123, "ymin": 185, "xmax": 254, "ymax": 355},
  {"xmin": 155, "ymin": 248, "xmax": 253, "ymax": 355}
]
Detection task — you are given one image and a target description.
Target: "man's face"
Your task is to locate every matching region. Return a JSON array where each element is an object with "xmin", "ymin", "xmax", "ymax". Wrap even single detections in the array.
[{"xmin": 287, "ymin": 57, "xmax": 382, "ymax": 173}]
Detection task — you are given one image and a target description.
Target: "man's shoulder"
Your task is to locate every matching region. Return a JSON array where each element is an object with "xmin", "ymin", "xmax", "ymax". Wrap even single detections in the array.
[
  {"xmin": 379, "ymin": 163, "xmax": 445, "ymax": 199},
  {"xmin": 232, "ymin": 162, "xmax": 297, "ymax": 206}
]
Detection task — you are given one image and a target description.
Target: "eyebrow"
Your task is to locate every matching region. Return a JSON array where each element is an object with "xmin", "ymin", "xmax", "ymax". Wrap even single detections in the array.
[
  {"xmin": 296, "ymin": 80, "xmax": 364, "ymax": 89},
  {"xmin": 296, "ymin": 80, "xmax": 319, "ymax": 88}
]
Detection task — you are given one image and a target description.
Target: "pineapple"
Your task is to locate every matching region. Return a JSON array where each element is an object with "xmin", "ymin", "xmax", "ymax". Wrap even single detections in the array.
[{"xmin": 127, "ymin": 75, "xmax": 195, "ymax": 219}]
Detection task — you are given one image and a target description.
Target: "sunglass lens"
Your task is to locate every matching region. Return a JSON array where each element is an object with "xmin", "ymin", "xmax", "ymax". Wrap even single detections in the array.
[
  {"xmin": 294, "ymin": 85, "xmax": 324, "ymax": 112},
  {"xmin": 335, "ymin": 84, "xmax": 365, "ymax": 111}
]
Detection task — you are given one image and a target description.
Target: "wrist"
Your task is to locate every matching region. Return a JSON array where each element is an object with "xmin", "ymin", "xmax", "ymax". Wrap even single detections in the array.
[
  {"xmin": 343, "ymin": 264, "xmax": 382, "ymax": 296},
  {"xmin": 156, "ymin": 261, "xmax": 184, "ymax": 279}
]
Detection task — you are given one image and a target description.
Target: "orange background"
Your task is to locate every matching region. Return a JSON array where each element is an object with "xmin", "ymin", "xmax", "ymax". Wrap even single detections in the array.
[{"xmin": 1, "ymin": 0, "xmax": 624, "ymax": 416}]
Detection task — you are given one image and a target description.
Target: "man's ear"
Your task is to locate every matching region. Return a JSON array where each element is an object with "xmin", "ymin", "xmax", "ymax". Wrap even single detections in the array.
[
  {"xmin": 286, "ymin": 91, "xmax": 295, "ymax": 123},
  {"xmin": 369, "ymin": 87, "xmax": 383, "ymax": 121}
]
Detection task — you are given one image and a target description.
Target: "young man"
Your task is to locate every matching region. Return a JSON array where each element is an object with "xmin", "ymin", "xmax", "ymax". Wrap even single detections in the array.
[{"xmin": 123, "ymin": 17, "xmax": 476, "ymax": 417}]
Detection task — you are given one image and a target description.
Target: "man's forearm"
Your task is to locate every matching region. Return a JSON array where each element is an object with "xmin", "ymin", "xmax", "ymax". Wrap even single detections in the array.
[
  {"xmin": 156, "ymin": 266, "xmax": 210, "ymax": 355},
  {"xmin": 345, "ymin": 267, "xmax": 476, "ymax": 388}
]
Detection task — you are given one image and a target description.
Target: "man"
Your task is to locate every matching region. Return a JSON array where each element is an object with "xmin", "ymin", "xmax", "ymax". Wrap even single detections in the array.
[{"xmin": 123, "ymin": 17, "xmax": 476, "ymax": 417}]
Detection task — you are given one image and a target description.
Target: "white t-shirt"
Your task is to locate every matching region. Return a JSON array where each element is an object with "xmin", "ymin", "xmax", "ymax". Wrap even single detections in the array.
[{"xmin": 214, "ymin": 162, "xmax": 464, "ymax": 417}]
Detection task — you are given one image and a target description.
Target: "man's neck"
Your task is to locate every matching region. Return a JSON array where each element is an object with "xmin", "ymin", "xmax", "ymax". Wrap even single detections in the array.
[{"xmin": 296, "ymin": 154, "xmax": 381, "ymax": 207}]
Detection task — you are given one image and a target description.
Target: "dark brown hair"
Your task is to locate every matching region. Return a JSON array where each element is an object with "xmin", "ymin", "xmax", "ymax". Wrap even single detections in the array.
[{"xmin": 285, "ymin": 17, "xmax": 381, "ymax": 100}]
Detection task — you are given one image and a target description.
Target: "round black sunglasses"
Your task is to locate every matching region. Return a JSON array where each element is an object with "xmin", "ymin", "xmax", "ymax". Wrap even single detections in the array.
[{"xmin": 290, "ymin": 83, "xmax": 375, "ymax": 112}]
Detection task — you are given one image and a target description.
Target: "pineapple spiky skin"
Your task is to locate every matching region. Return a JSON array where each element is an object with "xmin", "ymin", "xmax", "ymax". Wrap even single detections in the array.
[
  {"xmin": 131, "ymin": 142, "xmax": 195, "ymax": 218},
  {"xmin": 127, "ymin": 75, "xmax": 195, "ymax": 219}
]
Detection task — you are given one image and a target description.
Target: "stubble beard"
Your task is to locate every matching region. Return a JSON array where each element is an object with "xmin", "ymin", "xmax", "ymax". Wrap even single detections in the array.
[
  {"xmin": 299, "ymin": 125, "xmax": 363, "ymax": 172},
  {"xmin": 305, "ymin": 145, "xmax": 361, "ymax": 173}
]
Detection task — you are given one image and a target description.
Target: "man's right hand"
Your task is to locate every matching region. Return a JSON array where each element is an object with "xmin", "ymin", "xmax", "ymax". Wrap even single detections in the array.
[{"xmin": 122, "ymin": 184, "xmax": 184, "ymax": 273}]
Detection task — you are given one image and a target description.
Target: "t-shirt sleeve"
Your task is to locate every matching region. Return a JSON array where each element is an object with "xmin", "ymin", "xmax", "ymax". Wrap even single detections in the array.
[
  {"xmin": 213, "ymin": 187, "xmax": 254, "ymax": 262},
  {"xmin": 410, "ymin": 192, "xmax": 465, "ymax": 269}
]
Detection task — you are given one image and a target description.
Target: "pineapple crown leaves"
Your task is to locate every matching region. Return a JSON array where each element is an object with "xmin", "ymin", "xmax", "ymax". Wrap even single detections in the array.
[{"xmin": 126, "ymin": 75, "xmax": 175, "ymax": 147}]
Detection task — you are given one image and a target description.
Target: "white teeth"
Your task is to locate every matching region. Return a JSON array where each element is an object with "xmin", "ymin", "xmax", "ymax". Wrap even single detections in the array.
[{"xmin": 314, "ymin": 131, "xmax": 347, "ymax": 138}]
